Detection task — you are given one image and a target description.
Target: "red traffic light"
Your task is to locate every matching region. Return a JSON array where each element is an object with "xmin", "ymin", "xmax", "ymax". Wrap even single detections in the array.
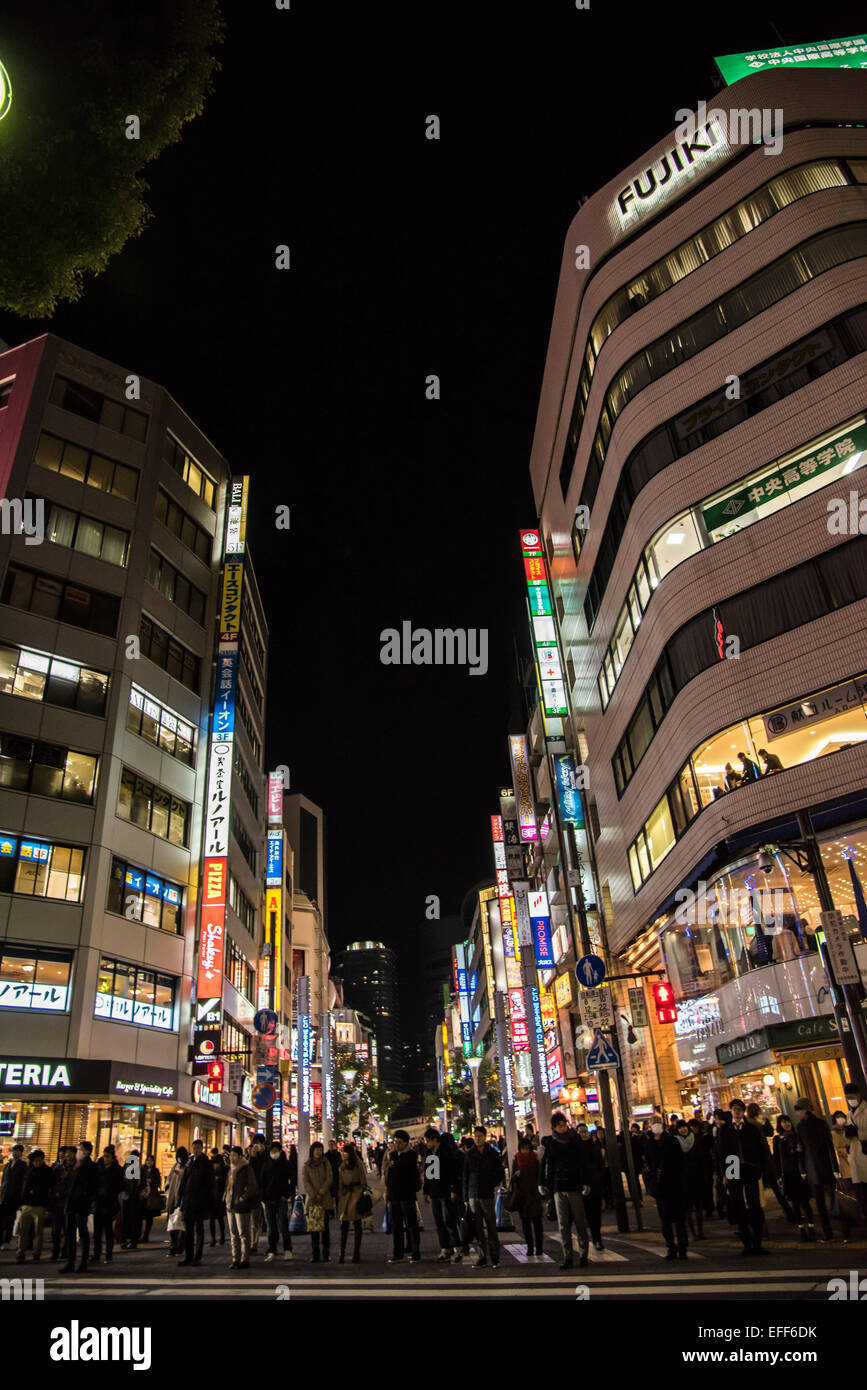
[
  {"xmin": 206, "ymin": 1059, "xmax": 224, "ymax": 1093},
  {"xmin": 651, "ymin": 981, "xmax": 678, "ymax": 1025}
]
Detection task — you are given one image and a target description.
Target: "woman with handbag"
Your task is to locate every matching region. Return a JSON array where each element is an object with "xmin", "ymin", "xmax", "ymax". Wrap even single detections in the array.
[
  {"xmin": 302, "ymin": 1141, "xmax": 335, "ymax": 1263},
  {"xmin": 139, "ymin": 1155, "xmax": 163, "ymax": 1244},
  {"xmin": 337, "ymin": 1141, "xmax": 368, "ymax": 1264},
  {"xmin": 164, "ymin": 1147, "xmax": 188, "ymax": 1258},
  {"xmin": 510, "ymin": 1138, "xmax": 544, "ymax": 1258}
]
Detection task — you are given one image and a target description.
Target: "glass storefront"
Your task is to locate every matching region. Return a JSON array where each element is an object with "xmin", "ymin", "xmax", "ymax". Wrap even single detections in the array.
[
  {"xmin": 630, "ymin": 676, "xmax": 867, "ymax": 889},
  {"xmin": 0, "ymin": 1100, "xmax": 229, "ymax": 1178}
]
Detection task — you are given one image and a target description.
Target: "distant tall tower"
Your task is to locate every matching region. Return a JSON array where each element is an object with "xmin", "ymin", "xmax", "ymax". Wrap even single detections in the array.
[{"xmin": 337, "ymin": 942, "xmax": 400, "ymax": 1089}]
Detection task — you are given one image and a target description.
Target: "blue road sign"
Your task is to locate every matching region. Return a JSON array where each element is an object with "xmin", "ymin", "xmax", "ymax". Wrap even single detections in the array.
[
  {"xmin": 257, "ymin": 1065, "xmax": 279, "ymax": 1086},
  {"xmin": 576, "ymin": 954, "xmax": 606, "ymax": 988},
  {"xmin": 252, "ymin": 1082, "xmax": 276, "ymax": 1110},
  {"xmin": 586, "ymin": 1029, "xmax": 620, "ymax": 1070},
  {"xmin": 254, "ymin": 1008, "xmax": 278, "ymax": 1036}
]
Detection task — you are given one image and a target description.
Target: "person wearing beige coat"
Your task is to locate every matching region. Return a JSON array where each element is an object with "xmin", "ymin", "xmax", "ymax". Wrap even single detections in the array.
[
  {"xmin": 303, "ymin": 1143, "xmax": 335, "ymax": 1263},
  {"xmin": 337, "ymin": 1143, "xmax": 368, "ymax": 1264}
]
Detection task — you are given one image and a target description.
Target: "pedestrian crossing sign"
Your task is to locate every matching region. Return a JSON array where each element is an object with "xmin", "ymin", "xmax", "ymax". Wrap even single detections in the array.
[{"xmin": 586, "ymin": 1029, "xmax": 620, "ymax": 1070}]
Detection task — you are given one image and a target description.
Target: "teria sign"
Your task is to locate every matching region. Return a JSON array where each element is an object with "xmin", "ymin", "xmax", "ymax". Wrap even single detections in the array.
[{"xmin": 715, "ymin": 34, "xmax": 867, "ymax": 85}]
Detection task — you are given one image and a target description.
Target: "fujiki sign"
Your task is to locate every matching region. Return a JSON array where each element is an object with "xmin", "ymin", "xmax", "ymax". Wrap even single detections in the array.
[{"xmin": 610, "ymin": 119, "xmax": 730, "ymax": 238}]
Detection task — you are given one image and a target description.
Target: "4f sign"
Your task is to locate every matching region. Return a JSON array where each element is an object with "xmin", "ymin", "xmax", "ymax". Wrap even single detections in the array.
[{"xmin": 0, "ymin": 61, "xmax": 11, "ymax": 121}]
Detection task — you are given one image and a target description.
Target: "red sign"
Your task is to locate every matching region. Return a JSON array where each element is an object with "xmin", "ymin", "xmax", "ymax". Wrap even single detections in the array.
[
  {"xmin": 652, "ymin": 981, "xmax": 678, "ymax": 1025},
  {"xmin": 523, "ymin": 556, "xmax": 546, "ymax": 585},
  {"xmin": 197, "ymin": 903, "xmax": 226, "ymax": 996},
  {"xmin": 520, "ymin": 529, "xmax": 542, "ymax": 555},
  {"xmin": 202, "ymin": 857, "xmax": 227, "ymax": 906},
  {"xmin": 491, "ymin": 815, "xmax": 503, "ymax": 843}
]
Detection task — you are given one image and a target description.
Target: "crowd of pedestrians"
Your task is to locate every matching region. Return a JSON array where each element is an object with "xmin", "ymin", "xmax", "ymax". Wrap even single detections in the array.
[{"xmin": 2, "ymin": 1085, "xmax": 865, "ymax": 1275}]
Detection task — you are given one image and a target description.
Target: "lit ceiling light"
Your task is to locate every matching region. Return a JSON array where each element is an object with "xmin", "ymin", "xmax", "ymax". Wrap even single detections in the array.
[{"xmin": 667, "ymin": 532, "xmax": 685, "ymax": 545}]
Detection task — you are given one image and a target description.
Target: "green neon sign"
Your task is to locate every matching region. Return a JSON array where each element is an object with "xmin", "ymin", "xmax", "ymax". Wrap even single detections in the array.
[
  {"xmin": 0, "ymin": 61, "xmax": 10, "ymax": 121},
  {"xmin": 715, "ymin": 34, "xmax": 867, "ymax": 86}
]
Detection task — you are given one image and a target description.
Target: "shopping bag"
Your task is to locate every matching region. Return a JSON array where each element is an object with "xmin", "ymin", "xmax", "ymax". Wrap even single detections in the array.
[
  {"xmin": 166, "ymin": 1208, "xmax": 186, "ymax": 1233},
  {"xmin": 305, "ymin": 1202, "xmax": 324, "ymax": 1233},
  {"xmin": 288, "ymin": 1193, "xmax": 307, "ymax": 1235},
  {"xmin": 495, "ymin": 1190, "xmax": 514, "ymax": 1231},
  {"xmin": 381, "ymin": 1203, "xmax": 392, "ymax": 1235}
]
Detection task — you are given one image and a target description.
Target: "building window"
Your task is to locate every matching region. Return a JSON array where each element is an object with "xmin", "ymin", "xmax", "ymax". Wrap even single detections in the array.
[
  {"xmin": 162, "ymin": 433, "xmax": 216, "ymax": 510},
  {"xmin": 117, "ymin": 768, "xmax": 190, "ymax": 846},
  {"xmin": 138, "ymin": 613, "xmax": 201, "ymax": 693},
  {"xmin": 241, "ymin": 592, "xmax": 265, "ymax": 670},
  {"xmin": 106, "ymin": 857, "xmax": 184, "ymax": 935},
  {"xmin": 597, "ymin": 415, "xmax": 867, "ymax": 708},
  {"xmin": 41, "ymin": 497, "xmax": 129, "ymax": 566},
  {"xmin": 230, "ymin": 808, "xmax": 257, "ymax": 875},
  {"xmin": 146, "ymin": 549, "xmax": 207, "ymax": 626},
  {"xmin": 0, "ymin": 834, "xmax": 85, "ymax": 902},
  {"xmin": 95, "ymin": 958, "xmax": 175, "ymax": 1030},
  {"xmin": 0, "ymin": 642, "xmax": 109, "ymax": 716},
  {"xmin": 239, "ymin": 638, "xmax": 263, "ymax": 712},
  {"xmin": 49, "ymin": 375, "xmax": 148, "ymax": 442},
  {"xmin": 221, "ymin": 1013, "xmax": 251, "ymax": 1071},
  {"xmin": 34, "ymin": 431, "xmax": 139, "ymax": 502},
  {"xmin": 0, "ymin": 946, "xmax": 72, "ymax": 1012},
  {"xmin": 126, "ymin": 685, "xmax": 195, "ymax": 765},
  {"xmin": 233, "ymin": 746, "xmax": 259, "ymax": 817},
  {"xmin": 235, "ymin": 688, "xmax": 262, "ymax": 761},
  {"xmin": 574, "ymin": 218, "xmax": 867, "ymax": 534},
  {"xmin": 228, "ymin": 873, "xmax": 257, "ymax": 935},
  {"xmin": 154, "ymin": 487, "xmax": 212, "ymax": 562},
  {"xmin": 628, "ymin": 670, "xmax": 867, "ymax": 890},
  {"xmin": 613, "ymin": 532, "xmax": 867, "ymax": 795},
  {"xmin": 2, "ymin": 563, "xmax": 120, "ymax": 637},
  {"xmin": 0, "ymin": 734, "xmax": 96, "ymax": 804},
  {"xmin": 225, "ymin": 938, "xmax": 255, "ymax": 1001},
  {"xmin": 0, "ymin": 378, "xmax": 14, "ymax": 410},
  {"xmin": 560, "ymin": 159, "xmax": 849, "ymax": 500}
]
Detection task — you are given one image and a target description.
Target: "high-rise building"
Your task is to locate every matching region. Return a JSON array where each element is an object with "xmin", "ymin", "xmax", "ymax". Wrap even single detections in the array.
[
  {"xmin": 529, "ymin": 69, "xmax": 867, "ymax": 1118},
  {"xmin": 337, "ymin": 941, "xmax": 400, "ymax": 1088},
  {"xmin": 0, "ymin": 333, "xmax": 268, "ymax": 1163}
]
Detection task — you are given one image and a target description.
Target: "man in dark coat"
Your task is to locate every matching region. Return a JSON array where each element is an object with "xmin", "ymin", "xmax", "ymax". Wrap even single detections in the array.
[
  {"xmin": 794, "ymin": 1098, "xmax": 840, "ymax": 1241},
  {"xmin": 462, "ymin": 1125, "xmax": 505, "ymax": 1269},
  {"xmin": 541, "ymin": 1113, "xmax": 590, "ymax": 1269},
  {"xmin": 60, "ymin": 1140, "xmax": 98, "ymax": 1273},
  {"xmin": 50, "ymin": 1147, "xmax": 76, "ymax": 1260},
  {"xmin": 387, "ymin": 1130, "xmax": 422, "ymax": 1263},
  {"xmin": 717, "ymin": 1098, "xmax": 769, "ymax": 1254},
  {"xmin": 262, "ymin": 1142, "xmax": 294, "ymax": 1260},
  {"xmin": 92, "ymin": 1144, "xmax": 125, "ymax": 1263},
  {"xmin": 178, "ymin": 1138, "xmax": 215, "ymax": 1266},
  {"xmin": 576, "ymin": 1123, "xmax": 607, "ymax": 1250},
  {"xmin": 15, "ymin": 1149, "xmax": 55, "ymax": 1263},
  {"xmin": 422, "ymin": 1127, "xmax": 461, "ymax": 1262},
  {"xmin": 0, "ymin": 1143, "xmax": 26, "ymax": 1245},
  {"xmin": 643, "ymin": 1120, "xmax": 688, "ymax": 1258}
]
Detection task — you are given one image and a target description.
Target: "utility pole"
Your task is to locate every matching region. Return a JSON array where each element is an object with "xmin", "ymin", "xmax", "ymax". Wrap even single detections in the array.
[{"xmin": 797, "ymin": 812, "xmax": 867, "ymax": 1094}]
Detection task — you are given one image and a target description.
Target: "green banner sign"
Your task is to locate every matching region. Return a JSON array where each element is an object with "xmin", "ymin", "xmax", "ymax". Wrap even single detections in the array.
[
  {"xmin": 715, "ymin": 34, "xmax": 867, "ymax": 85},
  {"xmin": 701, "ymin": 419, "xmax": 867, "ymax": 536}
]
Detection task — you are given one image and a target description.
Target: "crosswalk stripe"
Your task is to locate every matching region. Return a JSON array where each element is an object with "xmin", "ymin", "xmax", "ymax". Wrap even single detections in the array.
[
  {"xmin": 52, "ymin": 1278, "xmax": 834, "ymax": 1299},
  {"xmin": 45, "ymin": 1266, "xmax": 837, "ymax": 1288},
  {"xmin": 503, "ymin": 1244, "xmax": 556, "ymax": 1263}
]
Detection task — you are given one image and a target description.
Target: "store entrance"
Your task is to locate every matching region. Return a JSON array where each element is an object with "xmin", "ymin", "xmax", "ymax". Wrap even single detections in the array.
[{"xmin": 153, "ymin": 1115, "xmax": 178, "ymax": 1178}]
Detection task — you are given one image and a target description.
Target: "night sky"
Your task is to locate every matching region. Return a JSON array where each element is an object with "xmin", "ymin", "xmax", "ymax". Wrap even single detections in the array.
[{"xmin": 2, "ymin": 1, "xmax": 864, "ymax": 991}]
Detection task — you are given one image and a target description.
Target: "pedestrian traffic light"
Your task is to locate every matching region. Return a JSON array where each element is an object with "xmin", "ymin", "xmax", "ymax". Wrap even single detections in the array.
[
  {"xmin": 206, "ymin": 1059, "xmax": 224, "ymax": 1093},
  {"xmin": 651, "ymin": 981, "xmax": 678, "ymax": 1024}
]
